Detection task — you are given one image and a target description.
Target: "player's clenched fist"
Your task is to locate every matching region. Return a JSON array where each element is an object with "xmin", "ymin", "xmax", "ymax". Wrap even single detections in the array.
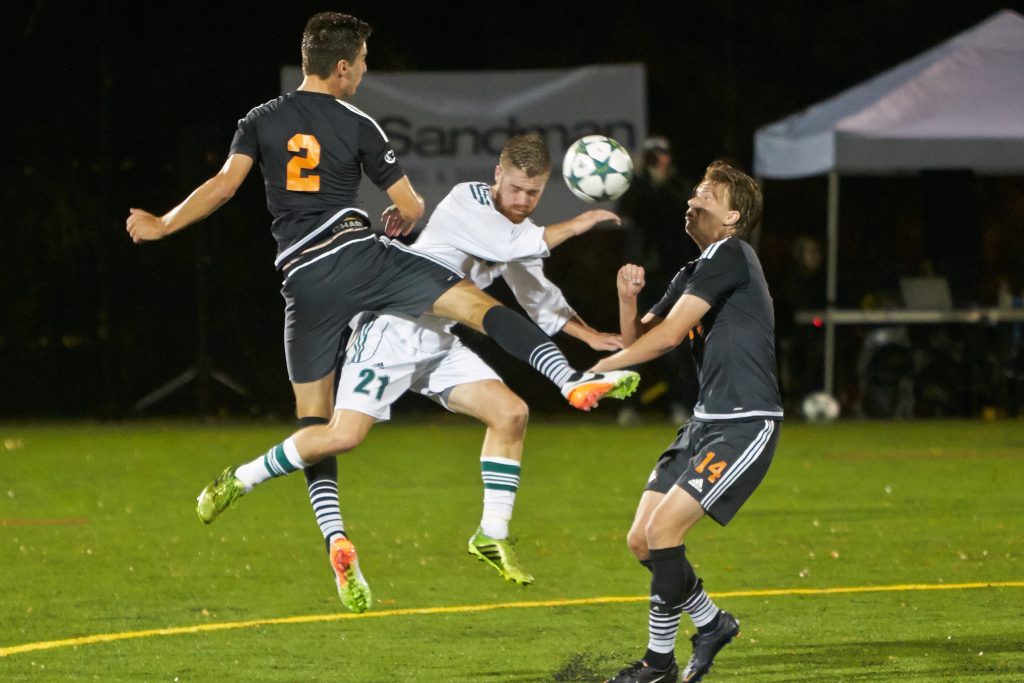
[
  {"xmin": 126, "ymin": 208, "xmax": 167, "ymax": 244},
  {"xmin": 617, "ymin": 263, "xmax": 645, "ymax": 299}
]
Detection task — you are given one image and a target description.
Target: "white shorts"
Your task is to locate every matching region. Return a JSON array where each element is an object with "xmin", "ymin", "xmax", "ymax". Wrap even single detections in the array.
[{"xmin": 335, "ymin": 317, "xmax": 501, "ymax": 421}]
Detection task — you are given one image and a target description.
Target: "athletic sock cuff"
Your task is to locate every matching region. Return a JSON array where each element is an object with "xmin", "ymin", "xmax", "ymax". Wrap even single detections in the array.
[
  {"xmin": 281, "ymin": 437, "xmax": 307, "ymax": 470},
  {"xmin": 648, "ymin": 545, "xmax": 686, "ymax": 562},
  {"xmin": 480, "ymin": 456, "xmax": 521, "ymax": 468}
]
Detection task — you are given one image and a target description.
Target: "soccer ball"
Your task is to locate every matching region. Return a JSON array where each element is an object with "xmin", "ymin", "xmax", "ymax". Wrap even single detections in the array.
[
  {"xmin": 562, "ymin": 135, "xmax": 634, "ymax": 202},
  {"xmin": 801, "ymin": 391, "xmax": 840, "ymax": 423}
]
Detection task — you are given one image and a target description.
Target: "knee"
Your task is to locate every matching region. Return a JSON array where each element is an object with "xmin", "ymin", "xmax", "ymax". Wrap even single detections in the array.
[
  {"xmin": 626, "ymin": 526, "xmax": 648, "ymax": 559},
  {"xmin": 486, "ymin": 395, "xmax": 529, "ymax": 440},
  {"xmin": 322, "ymin": 424, "xmax": 367, "ymax": 454},
  {"xmin": 434, "ymin": 283, "xmax": 497, "ymax": 331}
]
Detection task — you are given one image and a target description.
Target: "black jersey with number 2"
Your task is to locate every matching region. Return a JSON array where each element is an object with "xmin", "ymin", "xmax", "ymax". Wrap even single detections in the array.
[
  {"xmin": 229, "ymin": 90, "xmax": 404, "ymax": 269},
  {"xmin": 650, "ymin": 236, "xmax": 784, "ymax": 422}
]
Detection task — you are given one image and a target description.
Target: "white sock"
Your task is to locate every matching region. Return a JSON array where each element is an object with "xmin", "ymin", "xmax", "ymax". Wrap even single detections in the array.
[
  {"xmin": 480, "ymin": 456, "xmax": 521, "ymax": 539},
  {"xmin": 235, "ymin": 437, "xmax": 306, "ymax": 491}
]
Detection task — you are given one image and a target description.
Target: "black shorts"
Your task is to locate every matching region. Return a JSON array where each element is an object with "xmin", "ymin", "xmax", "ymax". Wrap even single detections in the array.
[
  {"xmin": 281, "ymin": 235, "xmax": 462, "ymax": 383},
  {"xmin": 644, "ymin": 419, "xmax": 780, "ymax": 525}
]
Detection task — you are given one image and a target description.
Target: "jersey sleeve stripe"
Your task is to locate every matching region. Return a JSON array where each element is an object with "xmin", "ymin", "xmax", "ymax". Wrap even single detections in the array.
[
  {"xmin": 337, "ymin": 101, "xmax": 390, "ymax": 141},
  {"xmin": 700, "ymin": 237, "xmax": 728, "ymax": 260}
]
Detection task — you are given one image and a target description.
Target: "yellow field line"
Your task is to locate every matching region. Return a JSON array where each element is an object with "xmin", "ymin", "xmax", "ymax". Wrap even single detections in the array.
[{"xmin": 3, "ymin": 580, "xmax": 1022, "ymax": 658}]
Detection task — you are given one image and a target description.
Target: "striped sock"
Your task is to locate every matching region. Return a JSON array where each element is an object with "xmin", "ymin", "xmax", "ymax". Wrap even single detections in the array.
[
  {"xmin": 644, "ymin": 544, "xmax": 696, "ymax": 669},
  {"xmin": 683, "ymin": 581, "xmax": 722, "ymax": 631},
  {"xmin": 307, "ymin": 473, "xmax": 346, "ymax": 548},
  {"xmin": 647, "ymin": 602, "xmax": 683, "ymax": 663},
  {"xmin": 235, "ymin": 437, "xmax": 306, "ymax": 491},
  {"xmin": 480, "ymin": 456, "xmax": 521, "ymax": 540},
  {"xmin": 481, "ymin": 307, "xmax": 578, "ymax": 388},
  {"xmin": 528, "ymin": 341, "xmax": 577, "ymax": 388},
  {"xmin": 298, "ymin": 417, "xmax": 346, "ymax": 550}
]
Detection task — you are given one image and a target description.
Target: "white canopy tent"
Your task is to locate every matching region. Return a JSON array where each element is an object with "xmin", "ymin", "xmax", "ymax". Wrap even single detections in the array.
[{"xmin": 753, "ymin": 9, "xmax": 1024, "ymax": 396}]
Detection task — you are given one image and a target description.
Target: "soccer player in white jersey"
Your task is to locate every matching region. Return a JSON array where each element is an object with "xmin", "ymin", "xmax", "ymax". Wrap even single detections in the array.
[{"xmin": 324, "ymin": 133, "xmax": 624, "ymax": 590}]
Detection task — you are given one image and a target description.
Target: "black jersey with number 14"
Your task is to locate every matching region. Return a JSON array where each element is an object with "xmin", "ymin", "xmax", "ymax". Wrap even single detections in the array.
[
  {"xmin": 650, "ymin": 236, "xmax": 784, "ymax": 422},
  {"xmin": 229, "ymin": 90, "xmax": 404, "ymax": 269}
]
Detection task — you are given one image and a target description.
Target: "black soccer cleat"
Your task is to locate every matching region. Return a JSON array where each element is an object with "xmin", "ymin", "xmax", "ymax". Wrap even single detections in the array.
[
  {"xmin": 604, "ymin": 659, "xmax": 680, "ymax": 683},
  {"xmin": 680, "ymin": 611, "xmax": 740, "ymax": 682}
]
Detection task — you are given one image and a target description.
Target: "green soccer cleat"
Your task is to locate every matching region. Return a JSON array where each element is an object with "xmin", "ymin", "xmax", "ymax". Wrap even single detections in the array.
[
  {"xmin": 330, "ymin": 536, "xmax": 372, "ymax": 613},
  {"xmin": 195, "ymin": 466, "xmax": 246, "ymax": 524},
  {"xmin": 467, "ymin": 528, "xmax": 534, "ymax": 585}
]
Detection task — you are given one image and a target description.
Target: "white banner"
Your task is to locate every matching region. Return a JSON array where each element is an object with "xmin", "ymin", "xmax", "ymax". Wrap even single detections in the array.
[{"xmin": 280, "ymin": 64, "xmax": 646, "ymax": 228}]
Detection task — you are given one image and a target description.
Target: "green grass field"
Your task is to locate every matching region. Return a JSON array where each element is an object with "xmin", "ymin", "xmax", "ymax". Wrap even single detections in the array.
[{"xmin": 1, "ymin": 418, "xmax": 1022, "ymax": 682}]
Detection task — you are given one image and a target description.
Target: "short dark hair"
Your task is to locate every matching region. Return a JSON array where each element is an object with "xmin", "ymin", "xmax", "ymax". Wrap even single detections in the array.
[
  {"xmin": 301, "ymin": 12, "xmax": 372, "ymax": 78},
  {"xmin": 499, "ymin": 133, "xmax": 551, "ymax": 177},
  {"xmin": 702, "ymin": 161, "xmax": 763, "ymax": 239}
]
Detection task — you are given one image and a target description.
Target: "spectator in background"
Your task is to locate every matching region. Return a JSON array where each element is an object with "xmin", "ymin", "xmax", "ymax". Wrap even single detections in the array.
[
  {"xmin": 615, "ymin": 136, "xmax": 698, "ymax": 425},
  {"xmin": 776, "ymin": 234, "xmax": 826, "ymax": 409},
  {"xmin": 996, "ymin": 256, "xmax": 1024, "ymax": 417},
  {"xmin": 982, "ymin": 186, "xmax": 1024, "ymax": 417}
]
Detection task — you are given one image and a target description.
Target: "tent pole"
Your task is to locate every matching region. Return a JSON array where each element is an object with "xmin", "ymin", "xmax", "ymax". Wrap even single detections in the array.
[{"xmin": 825, "ymin": 171, "xmax": 839, "ymax": 397}]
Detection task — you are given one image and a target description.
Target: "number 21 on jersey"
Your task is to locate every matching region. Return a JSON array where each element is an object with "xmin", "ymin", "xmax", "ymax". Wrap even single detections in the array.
[
  {"xmin": 353, "ymin": 368, "xmax": 390, "ymax": 401},
  {"xmin": 287, "ymin": 134, "xmax": 320, "ymax": 192}
]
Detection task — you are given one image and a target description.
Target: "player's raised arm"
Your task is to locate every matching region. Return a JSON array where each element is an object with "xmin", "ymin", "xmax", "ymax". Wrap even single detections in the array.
[
  {"xmin": 616, "ymin": 263, "xmax": 651, "ymax": 346},
  {"xmin": 126, "ymin": 154, "xmax": 253, "ymax": 243},
  {"xmin": 381, "ymin": 176, "xmax": 425, "ymax": 237},
  {"xmin": 542, "ymin": 209, "xmax": 620, "ymax": 250},
  {"xmin": 592, "ymin": 292, "xmax": 710, "ymax": 373},
  {"xmin": 562, "ymin": 316, "xmax": 623, "ymax": 351}
]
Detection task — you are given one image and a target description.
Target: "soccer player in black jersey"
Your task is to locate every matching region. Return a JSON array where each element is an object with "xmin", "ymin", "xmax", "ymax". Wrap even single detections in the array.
[
  {"xmin": 591, "ymin": 162, "xmax": 783, "ymax": 683},
  {"xmin": 125, "ymin": 12, "xmax": 638, "ymax": 613}
]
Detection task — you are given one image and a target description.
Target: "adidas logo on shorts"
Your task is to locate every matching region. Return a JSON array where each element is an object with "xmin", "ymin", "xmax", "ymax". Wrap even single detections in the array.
[{"xmin": 687, "ymin": 478, "xmax": 704, "ymax": 493}]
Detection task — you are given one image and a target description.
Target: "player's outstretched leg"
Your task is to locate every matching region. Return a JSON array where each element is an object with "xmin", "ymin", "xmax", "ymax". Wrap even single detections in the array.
[
  {"xmin": 561, "ymin": 369, "xmax": 641, "ymax": 411},
  {"xmin": 680, "ymin": 611, "xmax": 740, "ymax": 682},
  {"xmin": 431, "ymin": 287, "xmax": 641, "ymax": 411},
  {"xmin": 330, "ymin": 536, "xmax": 372, "ymax": 613},
  {"xmin": 467, "ymin": 528, "xmax": 534, "ymax": 585},
  {"xmin": 196, "ymin": 466, "xmax": 246, "ymax": 524},
  {"xmin": 196, "ymin": 437, "xmax": 313, "ymax": 523}
]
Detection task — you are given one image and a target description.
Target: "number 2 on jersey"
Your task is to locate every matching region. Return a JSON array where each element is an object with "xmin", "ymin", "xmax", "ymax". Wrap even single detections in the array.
[{"xmin": 286, "ymin": 134, "xmax": 321, "ymax": 192}]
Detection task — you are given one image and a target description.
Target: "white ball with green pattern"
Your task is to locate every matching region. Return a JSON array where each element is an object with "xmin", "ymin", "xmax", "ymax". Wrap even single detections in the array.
[
  {"xmin": 801, "ymin": 391, "xmax": 840, "ymax": 423},
  {"xmin": 561, "ymin": 135, "xmax": 634, "ymax": 203}
]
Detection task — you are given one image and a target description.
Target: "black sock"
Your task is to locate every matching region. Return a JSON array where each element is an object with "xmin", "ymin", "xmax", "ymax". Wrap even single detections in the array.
[
  {"xmin": 697, "ymin": 609, "xmax": 722, "ymax": 634},
  {"xmin": 643, "ymin": 545, "xmax": 698, "ymax": 670},
  {"xmin": 640, "ymin": 558, "xmax": 653, "ymax": 573},
  {"xmin": 482, "ymin": 306, "xmax": 578, "ymax": 387},
  {"xmin": 299, "ymin": 416, "xmax": 346, "ymax": 552}
]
